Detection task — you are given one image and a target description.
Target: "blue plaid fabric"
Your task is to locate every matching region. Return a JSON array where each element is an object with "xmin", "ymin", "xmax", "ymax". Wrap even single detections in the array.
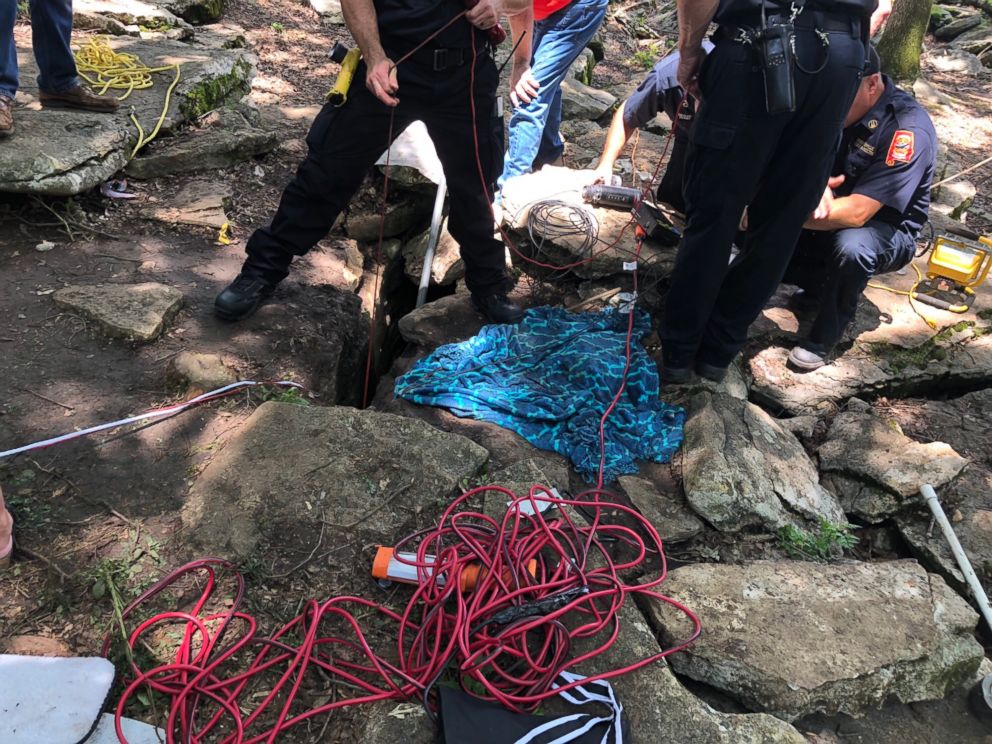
[{"xmin": 394, "ymin": 306, "xmax": 685, "ymax": 482}]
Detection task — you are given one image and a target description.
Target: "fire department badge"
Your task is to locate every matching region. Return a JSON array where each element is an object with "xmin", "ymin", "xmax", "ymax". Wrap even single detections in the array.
[{"xmin": 885, "ymin": 130, "xmax": 914, "ymax": 166}]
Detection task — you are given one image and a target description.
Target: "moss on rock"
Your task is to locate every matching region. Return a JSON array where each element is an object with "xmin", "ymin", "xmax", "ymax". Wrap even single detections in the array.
[{"xmin": 179, "ymin": 57, "xmax": 252, "ymax": 120}]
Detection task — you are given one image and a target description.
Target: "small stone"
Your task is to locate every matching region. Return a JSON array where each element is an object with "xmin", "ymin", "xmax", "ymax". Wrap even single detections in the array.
[
  {"xmin": 141, "ymin": 179, "xmax": 231, "ymax": 229},
  {"xmin": 2, "ymin": 635, "xmax": 72, "ymax": 656},
  {"xmin": 35, "ymin": 241, "xmax": 55, "ymax": 252},
  {"xmin": 53, "ymin": 282, "xmax": 184, "ymax": 343},
  {"xmin": 166, "ymin": 352, "xmax": 238, "ymax": 393}
]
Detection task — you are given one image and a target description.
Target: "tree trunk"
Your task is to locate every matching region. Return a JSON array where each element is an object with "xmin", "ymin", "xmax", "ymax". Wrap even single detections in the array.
[{"xmin": 876, "ymin": 0, "xmax": 934, "ymax": 82}]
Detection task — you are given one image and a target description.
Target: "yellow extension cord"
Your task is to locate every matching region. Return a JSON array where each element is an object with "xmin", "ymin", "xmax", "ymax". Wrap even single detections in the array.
[
  {"xmin": 867, "ymin": 261, "xmax": 938, "ymax": 330},
  {"xmin": 73, "ymin": 36, "xmax": 181, "ymax": 158}
]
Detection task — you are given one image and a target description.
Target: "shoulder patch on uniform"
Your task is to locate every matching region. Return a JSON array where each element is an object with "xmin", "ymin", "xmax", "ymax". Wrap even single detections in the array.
[{"xmin": 885, "ymin": 130, "xmax": 914, "ymax": 166}]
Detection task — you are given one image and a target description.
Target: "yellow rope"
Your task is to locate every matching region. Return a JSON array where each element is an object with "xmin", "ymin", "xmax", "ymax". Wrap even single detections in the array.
[
  {"xmin": 73, "ymin": 36, "xmax": 181, "ymax": 158},
  {"xmin": 867, "ymin": 261, "xmax": 938, "ymax": 329}
]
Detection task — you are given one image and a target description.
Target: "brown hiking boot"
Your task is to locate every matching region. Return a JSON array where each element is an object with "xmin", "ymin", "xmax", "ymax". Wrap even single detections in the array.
[
  {"xmin": 0, "ymin": 95, "xmax": 12, "ymax": 138},
  {"xmin": 39, "ymin": 84, "xmax": 119, "ymax": 113}
]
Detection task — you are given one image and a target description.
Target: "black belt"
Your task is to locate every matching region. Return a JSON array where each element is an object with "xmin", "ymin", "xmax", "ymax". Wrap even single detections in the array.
[
  {"xmin": 719, "ymin": 9, "xmax": 860, "ymax": 40},
  {"xmin": 404, "ymin": 46, "xmax": 470, "ymax": 71}
]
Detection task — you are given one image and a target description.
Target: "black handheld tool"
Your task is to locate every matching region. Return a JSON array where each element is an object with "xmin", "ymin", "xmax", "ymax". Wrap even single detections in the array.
[{"xmin": 581, "ymin": 184, "xmax": 642, "ymax": 210}]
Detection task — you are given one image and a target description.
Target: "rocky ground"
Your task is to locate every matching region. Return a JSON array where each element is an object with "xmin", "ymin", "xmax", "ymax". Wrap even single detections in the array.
[{"xmin": 2, "ymin": 1, "xmax": 992, "ymax": 743}]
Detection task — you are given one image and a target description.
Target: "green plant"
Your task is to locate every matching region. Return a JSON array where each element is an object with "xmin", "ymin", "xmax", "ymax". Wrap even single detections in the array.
[
  {"xmin": 631, "ymin": 49, "xmax": 656, "ymax": 70},
  {"xmin": 270, "ymin": 22, "xmax": 285, "ymax": 33},
  {"xmin": 778, "ymin": 518, "xmax": 859, "ymax": 561},
  {"xmin": 261, "ymin": 385, "xmax": 309, "ymax": 406}
]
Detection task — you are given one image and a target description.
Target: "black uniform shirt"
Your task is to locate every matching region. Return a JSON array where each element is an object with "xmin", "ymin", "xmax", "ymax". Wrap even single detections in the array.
[
  {"xmin": 834, "ymin": 76, "xmax": 937, "ymax": 239},
  {"xmin": 374, "ymin": 0, "xmax": 475, "ymax": 51}
]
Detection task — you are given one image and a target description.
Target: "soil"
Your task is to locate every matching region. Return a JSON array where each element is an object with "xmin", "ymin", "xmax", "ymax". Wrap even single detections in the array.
[{"xmin": 1, "ymin": 2, "xmax": 990, "ymax": 742}]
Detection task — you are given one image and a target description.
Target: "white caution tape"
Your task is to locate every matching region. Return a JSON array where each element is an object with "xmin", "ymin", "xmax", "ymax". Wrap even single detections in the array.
[{"xmin": 0, "ymin": 380, "xmax": 303, "ymax": 460}]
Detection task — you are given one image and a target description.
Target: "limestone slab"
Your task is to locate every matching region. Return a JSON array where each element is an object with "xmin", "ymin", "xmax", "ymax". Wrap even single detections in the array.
[
  {"xmin": 181, "ymin": 402, "xmax": 490, "ymax": 558},
  {"xmin": 560, "ymin": 79, "xmax": 617, "ymax": 120},
  {"xmin": 141, "ymin": 178, "xmax": 231, "ymax": 228},
  {"xmin": 402, "ymin": 220, "xmax": 465, "ymax": 287},
  {"xmin": 644, "ymin": 560, "xmax": 984, "ymax": 721},
  {"xmin": 818, "ymin": 410, "xmax": 969, "ymax": 523},
  {"xmin": 501, "ymin": 165, "xmax": 677, "ymax": 282},
  {"xmin": 749, "ymin": 321, "xmax": 992, "ymax": 415},
  {"xmin": 0, "ymin": 36, "xmax": 254, "ymax": 195},
  {"xmin": 126, "ymin": 112, "xmax": 277, "ymax": 179},
  {"xmin": 54, "ymin": 282, "xmax": 183, "ymax": 343},
  {"xmin": 617, "ymin": 475, "xmax": 704, "ymax": 543},
  {"xmin": 565, "ymin": 601, "xmax": 807, "ymax": 743},
  {"xmin": 681, "ymin": 391, "xmax": 845, "ymax": 533}
]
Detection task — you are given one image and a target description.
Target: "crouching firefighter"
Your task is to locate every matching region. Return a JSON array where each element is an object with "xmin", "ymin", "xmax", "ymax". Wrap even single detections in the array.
[
  {"xmin": 214, "ymin": 0, "xmax": 529, "ymax": 325},
  {"xmin": 658, "ymin": 0, "xmax": 879, "ymax": 385}
]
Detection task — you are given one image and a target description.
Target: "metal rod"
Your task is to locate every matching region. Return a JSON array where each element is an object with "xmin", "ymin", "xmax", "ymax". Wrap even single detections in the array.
[
  {"xmin": 417, "ymin": 174, "xmax": 447, "ymax": 308},
  {"xmin": 920, "ymin": 484, "xmax": 992, "ymax": 634}
]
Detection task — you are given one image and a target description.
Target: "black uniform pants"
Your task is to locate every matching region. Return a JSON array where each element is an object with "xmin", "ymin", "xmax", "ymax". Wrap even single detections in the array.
[
  {"xmin": 784, "ymin": 221, "xmax": 915, "ymax": 353},
  {"xmin": 659, "ymin": 15, "xmax": 866, "ymax": 369},
  {"xmin": 243, "ymin": 48, "xmax": 510, "ymax": 297}
]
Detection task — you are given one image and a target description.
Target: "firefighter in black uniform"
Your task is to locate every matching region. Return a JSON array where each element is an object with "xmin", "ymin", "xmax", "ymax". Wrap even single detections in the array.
[
  {"xmin": 214, "ymin": 0, "xmax": 528, "ymax": 324},
  {"xmin": 659, "ymin": 0, "xmax": 877, "ymax": 384},
  {"xmin": 785, "ymin": 46, "xmax": 937, "ymax": 371}
]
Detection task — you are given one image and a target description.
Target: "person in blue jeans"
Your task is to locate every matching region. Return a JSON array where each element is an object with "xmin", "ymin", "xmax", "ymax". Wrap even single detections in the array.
[
  {"xmin": 1, "ymin": 0, "xmax": 117, "ymax": 138},
  {"xmin": 500, "ymin": 0, "xmax": 607, "ymax": 192}
]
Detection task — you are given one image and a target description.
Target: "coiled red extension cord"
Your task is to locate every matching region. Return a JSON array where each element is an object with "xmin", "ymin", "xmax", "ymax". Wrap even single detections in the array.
[
  {"xmin": 106, "ymin": 25, "xmax": 697, "ymax": 744},
  {"xmin": 107, "ymin": 485, "xmax": 700, "ymax": 743}
]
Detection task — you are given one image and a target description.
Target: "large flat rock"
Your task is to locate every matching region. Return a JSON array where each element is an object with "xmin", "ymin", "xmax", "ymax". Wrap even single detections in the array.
[
  {"xmin": 0, "ymin": 35, "xmax": 254, "ymax": 195},
  {"xmin": 500, "ymin": 165, "xmax": 677, "ymax": 282},
  {"xmin": 126, "ymin": 109, "xmax": 276, "ymax": 179},
  {"xmin": 53, "ymin": 282, "xmax": 183, "ymax": 343},
  {"xmin": 75, "ymin": 0, "xmax": 191, "ymax": 32},
  {"xmin": 682, "ymin": 391, "xmax": 845, "ymax": 533},
  {"xmin": 564, "ymin": 601, "xmax": 807, "ymax": 743},
  {"xmin": 748, "ymin": 250, "xmax": 992, "ymax": 415},
  {"xmin": 818, "ymin": 410, "xmax": 969, "ymax": 523},
  {"xmin": 750, "ymin": 316, "xmax": 992, "ymax": 415},
  {"xmin": 355, "ymin": 594, "xmax": 807, "ymax": 743},
  {"xmin": 181, "ymin": 402, "xmax": 489, "ymax": 559},
  {"xmin": 644, "ymin": 560, "xmax": 984, "ymax": 721}
]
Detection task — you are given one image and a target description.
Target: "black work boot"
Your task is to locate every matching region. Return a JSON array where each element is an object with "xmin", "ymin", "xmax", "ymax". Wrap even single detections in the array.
[
  {"xmin": 660, "ymin": 364, "xmax": 693, "ymax": 385},
  {"xmin": 214, "ymin": 272, "xmax": 277, "ymax": 321},
  {"xmin": 695, "ymin": 361, "xmax": 728, "ymax": 383},
  {"xmin": 471, "ymin": 292, "xmax": 524, "ymax": 324}
]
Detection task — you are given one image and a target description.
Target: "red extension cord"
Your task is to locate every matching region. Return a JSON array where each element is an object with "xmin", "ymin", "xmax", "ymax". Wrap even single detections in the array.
[{"xmin": 106, "ymin": 24, "xmax": 695, "ymax": 744}]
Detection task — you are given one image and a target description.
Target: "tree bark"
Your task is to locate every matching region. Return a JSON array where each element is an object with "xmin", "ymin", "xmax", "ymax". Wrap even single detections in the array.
[{"xmin": 876, "ymin": 0, "xmax": 935, "ymax": 82}]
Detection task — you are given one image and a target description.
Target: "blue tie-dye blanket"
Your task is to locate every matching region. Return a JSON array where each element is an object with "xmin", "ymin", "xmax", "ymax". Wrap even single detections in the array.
[{"xmin": 394, "ymin": 306, "xmax": 685, "ymax": 483}]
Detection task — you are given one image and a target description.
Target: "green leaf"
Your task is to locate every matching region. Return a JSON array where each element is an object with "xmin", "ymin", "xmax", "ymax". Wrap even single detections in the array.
[{"xmin": 92, "ymin": 580, "xmax": 106, "ymax": 599}]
